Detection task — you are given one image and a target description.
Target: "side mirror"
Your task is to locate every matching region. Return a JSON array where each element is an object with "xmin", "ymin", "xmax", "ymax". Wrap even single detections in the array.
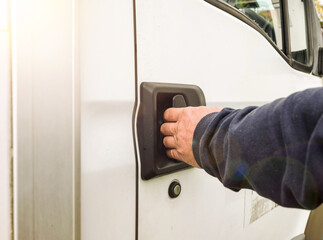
[{"xmin": 318, "ymin": 47, "xmax": 323, "ymax": 76}]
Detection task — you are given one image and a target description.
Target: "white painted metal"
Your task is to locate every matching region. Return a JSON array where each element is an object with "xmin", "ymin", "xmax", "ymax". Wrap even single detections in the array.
[
  {"xmin": 134, "ymin": 0, "xmax": 322, "ymax": 239},
  {"xmin": 80, "ymin": 0, "xmax": 136, "ymax": 239},
  {"xmin": 12, "ymin": 0, "xmax": 80, "ymax": 239},
  {"xmin": 0, "ymin": 0, "xmax": 9, "ymax": 30},
  {"xmin": 9, "ymin": 0, "xmax": 322, "ymax": 239},
  {"xmin": 0, "ymin": 0, "xmax": 12, "ymax": 237},
  {"xmin": 10, "ymin": 0, "xmax": 137, "ymax": 238}
]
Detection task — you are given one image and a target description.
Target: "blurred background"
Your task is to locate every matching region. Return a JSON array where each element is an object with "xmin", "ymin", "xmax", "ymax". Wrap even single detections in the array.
[{"xmin": 315, "ymin": 0, "xmax": 323, "ymax": 31}]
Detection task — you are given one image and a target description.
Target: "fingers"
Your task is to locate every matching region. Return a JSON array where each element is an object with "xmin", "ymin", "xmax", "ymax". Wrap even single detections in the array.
[
  {"xmin": 160, "ymin": 122, "xmax": 177, "ymax": 136},
  {"xmin": 163, "ymin": 136, "xmax": 176, "ymax": 148},
  {"xmin": 166, "ymin": 149, "xmax": 180, "ymax": 161},
  {"xmin": 162, "ymin": 108, "xmax": 184, "ymax": 162},
  {"xmin": 163, "ymin": 108, "xmax": 183, "ymax": 122}
]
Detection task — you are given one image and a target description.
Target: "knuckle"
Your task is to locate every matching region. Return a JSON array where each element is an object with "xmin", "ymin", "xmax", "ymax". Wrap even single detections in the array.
[
  {"xmin": 177, "ymin": 148, "xmax": 183, "ymax": 155},
  {"xmin": 169, "ymin": 149, "xmax": 174, "ymax": 158},
  {"xmin": 182, "ymin": 109, "xmax": 189, "ymax": 118},
  {"xmin": 160, "ymin": 124, "xmax": 165, "ymax": 133},
  {"xmin": 177, "ymin": 146, "xmax": 186, "ymax": 156},
  {"xmin": 182, "ymin": 107, "xmax": 193, "ymax": 120},
  {"xmin": 171, "ymin": 150, "xmax": 178, "ymax": 159},
  {"xmin": 167, "ymin": 149, "xmax": 174, "ymax": 158},
  {"xmin": 167, "ymin": 149, "xmax": 173, "ymax": 158},
  {"xmin": 173, "ymin": 124, "xmax": 178, "ymax": 134},
  {"xmin": 177, "ymin": 124, "xmax": 184, "ymax": 132},
  {"xmin": 185, "ymin": 106, "xmax": 193, "ymax": 114},
  {"xmin": 163, "ymin": 109, "xmax": 170, "ymax": 119}
]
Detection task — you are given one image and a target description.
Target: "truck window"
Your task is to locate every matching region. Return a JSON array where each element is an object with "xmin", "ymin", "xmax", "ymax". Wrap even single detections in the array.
[
  {"xmin": 224, "ymin": 0, "xmax": 283, "ymax": 50},
  {"xmin": 288, "ymin": 0, "xmax": 309, "ymax": 65}
]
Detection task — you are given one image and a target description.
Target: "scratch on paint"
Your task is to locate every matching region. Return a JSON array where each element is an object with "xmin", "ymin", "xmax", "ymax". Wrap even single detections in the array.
[{"xmin": 244, "ymin": 190, "xmax": 278, "ymax": 226}]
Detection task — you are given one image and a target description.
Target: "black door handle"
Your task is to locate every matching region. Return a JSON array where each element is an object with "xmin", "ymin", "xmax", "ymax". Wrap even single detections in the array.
[{"xmin": 137, "ymin": 82, "xmax": 206, "ymax": 180}]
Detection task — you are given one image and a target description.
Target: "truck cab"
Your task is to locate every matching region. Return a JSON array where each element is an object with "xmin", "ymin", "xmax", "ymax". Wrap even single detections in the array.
[{"xmin": 1, "ymin": 0, "xmax": 322, "ymax": 239}]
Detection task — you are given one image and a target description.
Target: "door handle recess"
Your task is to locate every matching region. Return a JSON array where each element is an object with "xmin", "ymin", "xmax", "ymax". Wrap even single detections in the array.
[{"xmin": 137, "ymin": 82, "xmax": 206, "ymax": 180}]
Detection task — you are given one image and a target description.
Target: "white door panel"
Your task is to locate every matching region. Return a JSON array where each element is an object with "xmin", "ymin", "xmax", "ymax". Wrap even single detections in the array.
[
  {"xmin": 81, "ymin": 102, "xmax": 136, "ymax": 239},
  {"xmin": 80, "ymin": 0, "xmax": 135, "ymax": 102},
  {"xmin": 0, "ymin": 5, "xmax": 12, "ymax": 238},
  {"xmin": 80, "ymin": 0, "xmax": 136, "ymax": 239},
  {"xmin": 135, "ymin": 0, "xmax": 321, "ymax": 239}
]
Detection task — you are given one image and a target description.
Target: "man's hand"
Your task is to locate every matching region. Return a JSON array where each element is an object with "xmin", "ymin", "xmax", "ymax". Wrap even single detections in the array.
[{"xmin": 160, "ymin": 106, "xmax": 222, "ymax": 168}]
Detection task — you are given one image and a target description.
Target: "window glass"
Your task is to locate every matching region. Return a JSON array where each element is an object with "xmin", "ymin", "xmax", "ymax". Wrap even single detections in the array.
[
  {"xmin": 224, "ymin": 0, "xmax": 283, "ymax": 50},
  {"xmin": 288, "ymin": 0, "xmax": 309, "ymax": 65}
]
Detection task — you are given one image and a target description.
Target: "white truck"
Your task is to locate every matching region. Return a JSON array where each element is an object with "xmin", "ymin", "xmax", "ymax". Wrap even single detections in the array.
[{"xmin": 1, "ymin": 0, "xmax": 322, "ymax": 239}]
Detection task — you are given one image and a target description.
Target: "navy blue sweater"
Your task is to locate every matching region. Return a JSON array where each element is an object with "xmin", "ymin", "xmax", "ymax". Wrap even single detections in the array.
[{"xmin": 193, "ymin": 87, "xmax": 323, "ymax": 209}]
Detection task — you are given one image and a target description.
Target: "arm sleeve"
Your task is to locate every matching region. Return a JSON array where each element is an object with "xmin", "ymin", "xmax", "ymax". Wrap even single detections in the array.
[{"xmin": 192, "ymin": 87, "xmax": 323, "ymax": 209}]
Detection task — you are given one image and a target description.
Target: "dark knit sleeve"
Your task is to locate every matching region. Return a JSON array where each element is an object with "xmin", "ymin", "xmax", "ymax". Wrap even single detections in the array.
[{"xmin": 192, "ymin": 87, "xmax": 323, "ymax": 209}]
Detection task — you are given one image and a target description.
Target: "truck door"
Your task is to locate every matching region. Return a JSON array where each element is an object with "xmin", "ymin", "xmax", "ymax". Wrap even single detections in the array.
[{"xmin": 134, "ymin": 0, "xmax": 322, "ymax": 239}]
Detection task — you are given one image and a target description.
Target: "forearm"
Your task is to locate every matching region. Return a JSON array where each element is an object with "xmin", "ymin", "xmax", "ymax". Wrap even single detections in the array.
[{"xmin": 193, "ymin": 87, "xmax": 323, "ymax": 209}]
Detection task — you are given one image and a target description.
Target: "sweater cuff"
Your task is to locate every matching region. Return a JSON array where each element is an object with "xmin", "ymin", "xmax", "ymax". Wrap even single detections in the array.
[{"xmin": 192, "ymin": 112, "xmax": 218, "ymax": 168}]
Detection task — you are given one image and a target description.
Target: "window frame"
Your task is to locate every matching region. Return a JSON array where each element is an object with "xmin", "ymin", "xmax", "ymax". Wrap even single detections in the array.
[{"xmin": 204, "ymin": 0, "xmax": 314, "ymax": 73}]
